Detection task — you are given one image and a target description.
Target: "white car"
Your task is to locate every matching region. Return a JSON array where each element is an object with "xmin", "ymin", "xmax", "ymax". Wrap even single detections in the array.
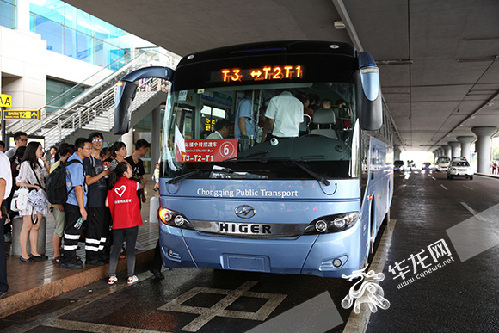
[
  {"xmin": 447, "ymin": 159, "xmax": 473, "ymax": 180},
  {"xmin": 435, "ymin": 156, "xmax": 451, "ymax": 171}
]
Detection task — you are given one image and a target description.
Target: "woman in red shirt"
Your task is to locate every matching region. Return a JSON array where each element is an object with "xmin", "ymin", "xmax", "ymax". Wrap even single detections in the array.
[{"xmin": 106, "ymin": 162, "xmax": 143, "ymax": 285}]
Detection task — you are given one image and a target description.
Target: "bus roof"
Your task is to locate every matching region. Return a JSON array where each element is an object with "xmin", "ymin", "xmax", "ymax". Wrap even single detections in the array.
[{"xmin": 178, "ymin": 40, "xmax": 356, "ymax": 66}]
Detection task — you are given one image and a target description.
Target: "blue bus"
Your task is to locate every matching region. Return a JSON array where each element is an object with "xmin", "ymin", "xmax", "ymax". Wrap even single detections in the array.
[{"xmin": 115, "ymin": 41, "xmax": 393, "ymax": 278}]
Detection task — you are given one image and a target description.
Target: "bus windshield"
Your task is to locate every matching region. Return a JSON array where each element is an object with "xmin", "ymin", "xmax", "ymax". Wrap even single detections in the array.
[{"xmin": 162, "ymin": 81, "xmax": 357, "ymax": 181}]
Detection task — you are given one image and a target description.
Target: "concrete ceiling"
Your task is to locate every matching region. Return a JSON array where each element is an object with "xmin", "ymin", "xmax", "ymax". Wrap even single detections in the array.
[{"xmin": 64, "ymin": 0, "xmax": 499, "ymax": 151}]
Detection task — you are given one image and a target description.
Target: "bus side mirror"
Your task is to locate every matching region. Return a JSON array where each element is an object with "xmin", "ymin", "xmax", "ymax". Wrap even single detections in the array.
[
  {"xmin": 113, "ymin": 66, "xmax": 175, "ymax": 135},
  {"xmin": 114, "ymin": 81, "xmax": 138, "ymax": 134},
  {"xmin": 356, "ymin": 52, "xmax": 382, "ymax": 131}
]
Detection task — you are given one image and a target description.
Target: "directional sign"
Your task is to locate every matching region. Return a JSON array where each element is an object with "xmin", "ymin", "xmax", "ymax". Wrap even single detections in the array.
[
  {"xmin": 0, "ymin": 94, "xmax": 12, "ymax": 108},
  {"xmin": 1, "ymin": 110, "xmax": 40, "ymax": 120}
]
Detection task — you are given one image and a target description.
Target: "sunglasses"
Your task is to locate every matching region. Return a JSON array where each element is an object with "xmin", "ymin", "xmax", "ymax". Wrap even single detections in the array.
[{"xmin": 92, "ymin": 138, "xmax": 103, "ymax": 142}]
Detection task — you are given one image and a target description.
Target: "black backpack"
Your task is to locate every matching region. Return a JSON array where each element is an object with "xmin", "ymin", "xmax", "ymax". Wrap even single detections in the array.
[{"xmin": 46, "ymin": 160, "xmax": 82, "ymax": 205}]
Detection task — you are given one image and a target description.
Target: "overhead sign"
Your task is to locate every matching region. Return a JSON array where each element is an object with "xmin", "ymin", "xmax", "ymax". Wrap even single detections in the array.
[
  {"xmin": 1, "ymin": 110, "xmax": 40, "ymax": 120},
  {"xmin": 0, "ymin": 94, "xmax": 12, "ymax": 108}
]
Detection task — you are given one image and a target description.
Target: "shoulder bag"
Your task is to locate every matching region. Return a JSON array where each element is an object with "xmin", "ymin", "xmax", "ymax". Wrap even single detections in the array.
[{"xmin": 10, "ymin": 187, "xmax": 29, "ymax": 212}]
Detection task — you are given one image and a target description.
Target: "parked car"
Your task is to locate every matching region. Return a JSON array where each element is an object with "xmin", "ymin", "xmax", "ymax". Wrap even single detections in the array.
[{"xmin": 447, "ymin": 158, "xmax": 473, "ymax": 180}]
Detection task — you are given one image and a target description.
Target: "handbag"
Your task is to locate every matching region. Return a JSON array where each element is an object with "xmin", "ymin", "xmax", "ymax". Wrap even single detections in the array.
[{"xmin": 10, "ymin": 187, "xmax": 29, "ymax": 212}]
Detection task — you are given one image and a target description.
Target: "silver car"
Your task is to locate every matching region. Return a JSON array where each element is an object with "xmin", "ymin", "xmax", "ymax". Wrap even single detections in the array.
[{"xmin": 447, "ymin": 159, "xmax": 473, "ymax": 180}]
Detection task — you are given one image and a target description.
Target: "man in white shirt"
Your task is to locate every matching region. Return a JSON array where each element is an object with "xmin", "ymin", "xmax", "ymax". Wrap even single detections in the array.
[
  {"xmin": 263, "ymin": 90, "xmax": 304, "ymax": 140},
  {"xmin": 206, "ymin": 119, "xmax": 231, "ymax": 139},
  {"xmin": 0, "ymin": 150, "xmax": 13, "ymax": 298}
]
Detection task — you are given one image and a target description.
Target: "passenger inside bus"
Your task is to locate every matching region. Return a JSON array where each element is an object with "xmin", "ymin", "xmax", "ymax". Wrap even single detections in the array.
[
  {"xmin": 234, "ymin": 91, "xmax": 255, "ymax": 140},
  {"xmin": 261, "ymin": 90, "xmax": 304, "ymax": 141}
]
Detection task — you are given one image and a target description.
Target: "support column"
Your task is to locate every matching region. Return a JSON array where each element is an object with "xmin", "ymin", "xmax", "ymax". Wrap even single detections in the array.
[
  {"xmin": 151, "ymin": 106, "xmax": 161, "ymax": 168},
  {"xmin": 457, "ymin": 136, "xmax": 474, "ymax": 162},
  {"xmin": 394, "ymin": 146, "xmax": 401, "ymax": 161},
  {"xmin": 471, "ymin": 127, "xmax": 496, "ymax": 174},
  {"xmin": 441, "ymin": 145, "xmax": 451, "ymax": 158},
  {"xmin": 121, "ymin": 130, "xmax": 133, "ymax": 156},
  {"xmin": 16, "ymin": 0, "xmax": 30, "ymax": 31},
  {"xmin": 448, "ymin": 141, "xmax": 460, "ymax": 158}
]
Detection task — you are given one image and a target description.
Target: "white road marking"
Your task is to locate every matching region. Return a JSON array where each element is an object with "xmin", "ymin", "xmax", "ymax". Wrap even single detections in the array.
[
  {"xmin": 44, "ymin": 318, "xmax": 165, "ymax": 333},
  {"xmin": 158, "ymin": 281, "xmax": 286, "ymax": 332},
  {"xmin": 440, "ymin": 184, "xmax": 448, "ymax": 190},
  {"xmin": 247, "ymin": 292, "xmax": 341, "ymax": 333},
  {"xmin": 432, "ymin": 177, "xmax": 436, "ymax": 180},
  {"xmin": 462, "ymin": 185, "xmax": 473, "ymax": 191},
  {"xmin": 459, "ymin": 202, "xmax": 485, "ymax": 221},
  {"xmin": 448, "ymin": 203, "xmax": 499, "ymax": 262}
]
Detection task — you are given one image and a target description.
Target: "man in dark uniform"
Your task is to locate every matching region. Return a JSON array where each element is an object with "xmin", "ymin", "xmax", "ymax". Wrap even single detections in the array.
[
  {"xmin": 125, "ymin": 139, "xmax": 150, "ymax": 208},
  {"xmin": 83, "ymin": 132, "xmax": 110, "ymax": 265}
]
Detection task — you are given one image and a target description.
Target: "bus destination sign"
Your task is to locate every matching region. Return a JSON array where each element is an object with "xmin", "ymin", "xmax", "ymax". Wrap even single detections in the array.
[
  {"xmin": 221, "ymin": 65, "xmax": 303, "ymax": 83},
  {"xmin": 177, "ymin": 139, "xmax": 237, "ymax": 163}
]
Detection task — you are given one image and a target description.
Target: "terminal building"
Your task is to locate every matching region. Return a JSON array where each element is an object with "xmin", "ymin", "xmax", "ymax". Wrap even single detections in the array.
[{"xmin": 0, "ymin": 0, "xmax": 180, "ymax": 172}]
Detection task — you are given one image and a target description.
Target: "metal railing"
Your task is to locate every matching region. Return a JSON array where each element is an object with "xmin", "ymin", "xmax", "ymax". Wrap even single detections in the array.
[
  {"xmin": 41, "ymin": 78, "xmax": 162, "ymax": 149},
  {"xmin": 8, "ymin": 50, "xmax": 162, "ymax": 136}
]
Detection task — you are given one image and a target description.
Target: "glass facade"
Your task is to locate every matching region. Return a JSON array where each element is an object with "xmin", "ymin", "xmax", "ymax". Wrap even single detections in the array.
[
  {"xmin": 28, "ymin": 0, "xmax": 129, "ymax": 69},
  {"xmin": 46, "ymin": 78, "xmax": 85, "ymax": 108},
  {"xmin": 0, "ymin": 0, "xmax": 16, "ymax": 29}
]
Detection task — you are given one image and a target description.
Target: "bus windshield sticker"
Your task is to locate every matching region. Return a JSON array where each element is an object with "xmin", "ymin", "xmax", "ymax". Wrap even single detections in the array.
[
  {"xmin": 175, "ymin": 126, "xmax": 186, "ymax": 164},
  {"xmin": 177, "ymin": 139, "xmax": 237, "ymax": 163},
  {"xmin": 178, "ymin": 90, "xmax": 188, "ymax": 102}
]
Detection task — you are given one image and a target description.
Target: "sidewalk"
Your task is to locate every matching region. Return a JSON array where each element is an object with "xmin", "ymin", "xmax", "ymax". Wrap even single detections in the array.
[{"xmin": 0, "ymin": 182, "xmax": 160, "ymax": 318}]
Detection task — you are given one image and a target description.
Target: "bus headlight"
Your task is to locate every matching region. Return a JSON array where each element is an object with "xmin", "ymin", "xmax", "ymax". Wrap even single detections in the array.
[
  {"xmin": 304, "ymin": 212, "xmax": 359, "ymax": 234},
  {"xmin": 158, "ymin": 207, "xmax": 194, "ymax": 230}
]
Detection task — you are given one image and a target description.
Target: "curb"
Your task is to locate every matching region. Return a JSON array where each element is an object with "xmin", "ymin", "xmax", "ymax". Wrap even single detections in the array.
[
  {"xmin": 342, "ymin": 219, "xmax": 397, "ymax": 333},
  {"xmin": 0, "ymin": 249, "xmax": 154, "ymax": 318}
]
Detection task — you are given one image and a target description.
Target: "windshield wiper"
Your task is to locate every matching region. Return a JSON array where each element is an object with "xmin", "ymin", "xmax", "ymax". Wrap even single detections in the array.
[
  {"xmin": 167, "ymin": 169, "xmax": 206, "ymax": 184},
  {"xmin": 288, "ymin": 160, "xmax": 330, "ymax": 186}
]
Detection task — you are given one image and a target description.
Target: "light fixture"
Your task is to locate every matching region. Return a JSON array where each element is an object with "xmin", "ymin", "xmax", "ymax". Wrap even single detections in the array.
[{"xmin": 334, "ymin": 20, "xmax": 346, "ymax": 29}]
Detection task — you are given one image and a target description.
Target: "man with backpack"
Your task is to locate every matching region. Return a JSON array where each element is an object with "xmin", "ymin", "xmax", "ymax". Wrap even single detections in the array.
[
  {"xmin": 60, "ymin": 138, "xmax": 92, "ymax": 269},
  {"xmin": 48, "ymin": 143, "xmax": 74, "ymax": 264},
  {"xmin": 83, "ymin": 132, "xmax": 110, "ymax": 265}
]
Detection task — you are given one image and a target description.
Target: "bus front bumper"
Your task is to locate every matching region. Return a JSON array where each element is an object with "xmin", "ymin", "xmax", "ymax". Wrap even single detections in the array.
[{"xmin": 159, "ymin": 221, "xmax": 363, "ymax": 278}]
